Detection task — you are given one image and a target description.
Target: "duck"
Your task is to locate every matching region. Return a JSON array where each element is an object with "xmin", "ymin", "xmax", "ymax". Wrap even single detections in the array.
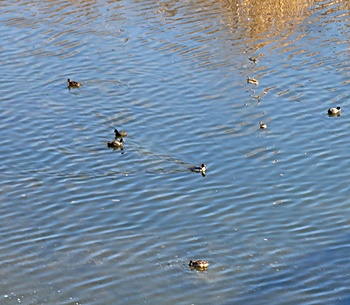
[
  {"xmin": 248, "ymin": 57, "xmax": 258, "ymax": 64},
  {"xmin": 247, "ymin": 77, "xmax": 259, "ymax": 86},
  {"xmin": 114, "ymin": 128, "xmax": 128, "ymax": 138},
  {"xmin": 189, "ymin": 260, "xmax": 209, "ymax": 269},
  {"xmin": 259, "ymin": 122, "xmax": 267, "ymax": 129},
  {"xmin": 189, "ymin": 163, "xmax": 206, "ymax": 174},
  {"xmin": 67, "ymin": 78, "xmax": 81, "ymax": 88},
  {"xmin": 248, "ymin": 53, "xmax": 262, "ymax": 64},
  {"xmin": 107, "ymin": 138, "xmax": 124, "ymax": 148},
  {"xmin": 328, "ymin": 107, "xmax": 341, "ymax": 115}
]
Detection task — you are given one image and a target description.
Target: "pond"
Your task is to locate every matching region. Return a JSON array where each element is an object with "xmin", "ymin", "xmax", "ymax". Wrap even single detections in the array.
[{"xmin": 1, "ymin": 0, "xmax": 350, "ymax": 304}]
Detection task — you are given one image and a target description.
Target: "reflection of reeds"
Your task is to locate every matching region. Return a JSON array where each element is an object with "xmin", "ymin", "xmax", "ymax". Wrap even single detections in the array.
[{"xmin": 219, "ymin": 0, "xmax": 315, "ymax": 41}]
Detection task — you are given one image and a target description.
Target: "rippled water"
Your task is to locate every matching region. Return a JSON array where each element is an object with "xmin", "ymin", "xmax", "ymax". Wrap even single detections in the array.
[{"xmin": 1, "ymin": 0, "xmax": 350, "ymax": 304}]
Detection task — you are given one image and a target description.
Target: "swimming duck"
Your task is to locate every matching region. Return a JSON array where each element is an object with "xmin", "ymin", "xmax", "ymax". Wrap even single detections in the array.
[
  {"xmin": 189, "ymin": 163, "xmax": 206, "ymax": 174},
  {"xmin": 189, "ymin": 260, "xmax": 209, "ymax": 269},
  {"xmin": 259, "ymin": 122, "xmax": 267, "ymax": 129},
  {"xmin": 67, "ymin": 78, "xmax": 81, "ymax": 88},
  {"xmin": 247, "ymin": 77, "xmax": 259, "ymax": 86},
  {"xmin": 114, "ymin": 129, "xmax": 128, "ymax": 138},
  {"xmin": 107, "ymin": 138, "xmax": 124, "ymax": 148},
  {"xmin": 248, "ymin": 53, "xmax": 263, "ymax": 64},
  {"xmin": 328, "ymin": 107, "xmax": 341, "ymax": 115},
  {"xmin": 248, "ymin": 57, "xmax": 258, "ymax": 64}
]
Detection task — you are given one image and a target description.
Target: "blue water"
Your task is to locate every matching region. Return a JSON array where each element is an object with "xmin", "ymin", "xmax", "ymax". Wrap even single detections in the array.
[{"xmin": 1, "ymin": 0, "xmax": 350, "ymax": 304}]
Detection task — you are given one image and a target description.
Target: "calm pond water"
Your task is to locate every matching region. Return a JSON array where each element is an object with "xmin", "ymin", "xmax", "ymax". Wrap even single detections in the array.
[{"xmin": 1, "ymin": 0, "xmax": 350, "ymax": 304}]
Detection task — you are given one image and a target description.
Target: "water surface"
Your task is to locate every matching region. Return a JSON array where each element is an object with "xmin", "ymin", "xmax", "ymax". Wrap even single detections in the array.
[{"xmin": 1, "ymin": 0, "xmax": 350, "ymax": 304}]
